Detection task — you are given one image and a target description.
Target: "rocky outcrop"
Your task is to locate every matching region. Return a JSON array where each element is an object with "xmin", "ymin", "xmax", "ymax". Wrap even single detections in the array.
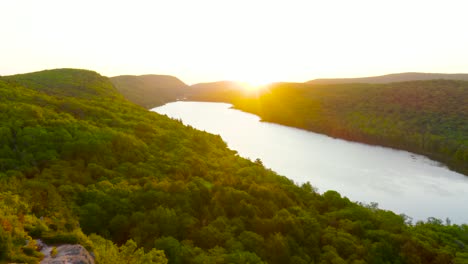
[{"xmin": 40, "ymin": 244, "xmax": 94, "ymax": 264}]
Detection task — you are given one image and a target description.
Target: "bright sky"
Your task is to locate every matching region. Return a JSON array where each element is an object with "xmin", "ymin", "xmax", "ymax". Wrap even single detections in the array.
[{"xmin": 2, "ymin": 0, "xmax": 468, "ymax": 85}]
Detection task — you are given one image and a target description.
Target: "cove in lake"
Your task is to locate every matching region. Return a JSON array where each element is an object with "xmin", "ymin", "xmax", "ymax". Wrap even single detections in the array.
[{"xmin": 153, "ymin": 101, "xmax": 468, "ymax": 224}]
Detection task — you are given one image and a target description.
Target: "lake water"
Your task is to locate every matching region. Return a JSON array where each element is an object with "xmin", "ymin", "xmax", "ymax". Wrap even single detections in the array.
[{"xmin": 153, "ymin": 101, "xmax": 468, "ymax": 224}]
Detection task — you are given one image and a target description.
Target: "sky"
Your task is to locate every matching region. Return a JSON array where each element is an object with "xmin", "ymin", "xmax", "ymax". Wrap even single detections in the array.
[{"xmin": 2, "ymin": 0, "xmax": 468, "ymax": 85}]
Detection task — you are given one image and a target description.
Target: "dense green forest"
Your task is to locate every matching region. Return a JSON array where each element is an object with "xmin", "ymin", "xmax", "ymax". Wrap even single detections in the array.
[
  {"xmin": 1, "ymin": 69, "xmax": 468, "ymax": 263},
  {"xmin": 186, "ymin": 80, "xmax": 468, "ymax": 176},
  {"xmin": 110, "ymin": 74, "xmax": 187, "ymax": 108}
]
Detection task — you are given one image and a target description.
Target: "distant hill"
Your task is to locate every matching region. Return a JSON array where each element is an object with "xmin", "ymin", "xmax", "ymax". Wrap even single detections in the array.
[
  {"xmin": 187, "ymin": 81, "xmax": 248, "ymax": 102},
  {"xmin": 308, "ymin": 72, "xmax": 468, "ymax": 84},
  {"xmin": 5, "ymin": 68, "xmax": 121, "ymax": 99},
  {"xmin": 110, "ymin": 74, "xmax": 187, "ymax": 108}
]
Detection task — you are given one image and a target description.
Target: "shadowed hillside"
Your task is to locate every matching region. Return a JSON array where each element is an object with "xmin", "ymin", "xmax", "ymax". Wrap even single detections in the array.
[
  {"xmin": 2, "ymin": 69, "xmax": 468, "ymax": 263},
  {"xmin": 111, "ymin": 74, "xmax": 187, "ymax": 108}
]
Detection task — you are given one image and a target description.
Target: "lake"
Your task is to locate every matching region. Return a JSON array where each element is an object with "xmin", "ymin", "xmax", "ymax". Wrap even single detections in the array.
[{"xmin": 153, "ymin": 101, "xmax": 468, "ymax": 224}]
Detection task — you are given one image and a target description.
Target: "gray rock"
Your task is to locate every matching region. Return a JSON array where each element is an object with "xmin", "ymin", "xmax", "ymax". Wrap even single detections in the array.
[{"xmin": 40, "ymin": 244, "xmax": 94, "ymax": 264}]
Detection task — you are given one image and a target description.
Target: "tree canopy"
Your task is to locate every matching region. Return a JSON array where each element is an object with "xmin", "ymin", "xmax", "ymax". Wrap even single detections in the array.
[{"xmin": 0, "ymin": 69, "xmax": 467, "ymax": 263}]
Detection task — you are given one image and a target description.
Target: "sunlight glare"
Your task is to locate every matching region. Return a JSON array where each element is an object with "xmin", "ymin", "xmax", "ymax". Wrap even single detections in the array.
[
  {"xmin": 242, "ymin": 79, "xmax": 271, "ymax": 91},
  {"xmin": 235, "ymin": 71, "xmax": 276, "ymax": 91}
]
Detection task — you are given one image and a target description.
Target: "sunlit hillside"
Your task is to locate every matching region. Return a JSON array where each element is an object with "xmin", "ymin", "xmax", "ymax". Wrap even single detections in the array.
[{"xmin": 1, "ymin": 69, "xmax": 468, "ymax": 263}]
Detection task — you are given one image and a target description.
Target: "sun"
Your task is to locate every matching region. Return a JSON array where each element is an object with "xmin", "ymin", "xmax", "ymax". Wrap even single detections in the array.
[
  {"xmin": 231, "ymin": 71, "xmax": 276, "ymax": 91},
  {"xmin": 240, "ymin": 78, "xmax": 273, "ymax": 91}
]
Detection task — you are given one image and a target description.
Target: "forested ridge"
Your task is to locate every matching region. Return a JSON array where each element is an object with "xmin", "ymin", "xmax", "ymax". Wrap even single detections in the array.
[
  {"xmin": 1, "ymin": 69, "xmax": 468, "ymax": 264},
  {"xmin": 110, "ymin": 75, "xmax": 187, "ymax": 109},
  {"xmin": 307, "ymin": 72, "xmax": 468, "ymax": 85},
  {"xmin": 186, "ymin": 80, "xmax": 468, "ymax": 176}
]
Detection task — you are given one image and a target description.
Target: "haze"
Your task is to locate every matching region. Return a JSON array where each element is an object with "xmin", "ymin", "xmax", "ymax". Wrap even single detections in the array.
[{"xmin": 2, "ymin": 0, "xmax": 468, "ymax": 84}]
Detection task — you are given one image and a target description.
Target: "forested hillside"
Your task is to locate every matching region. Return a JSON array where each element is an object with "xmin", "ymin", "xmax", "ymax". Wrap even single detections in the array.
[
  {"xmin": 187, "ymin": 80, "xmax": 468, "ymax": 176},
  {"xmin": 1, "ymin": 69, "xmax": 468, "ymax": 264},
  {"xmin": 110, "ymin": 75, "xmax": 187, "ymax": 108}
]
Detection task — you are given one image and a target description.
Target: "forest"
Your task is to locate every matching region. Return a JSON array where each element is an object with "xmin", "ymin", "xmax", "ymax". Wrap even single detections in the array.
[
  {"xmin": 0, "ymin": 69, "xmax": 468, "ymax": 263},
  {"xmin": 186, "ymin": 80, "xmax": 468, "ymax": 176}
]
